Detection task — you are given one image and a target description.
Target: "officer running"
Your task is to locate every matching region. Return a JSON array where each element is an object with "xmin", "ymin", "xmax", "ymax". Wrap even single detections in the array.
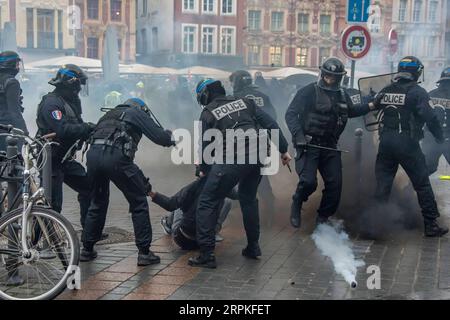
[
  {"xmin": 188, "ymin": 79, "xmax": 291, "ymax": 269},
  {"xmin": 421, "ymin": 67, "xmax": 450, "ymax": 175},
  {"xmin": 374, "ymin": 56, "xmax": 448, "ymax": 237},
  {"xmin": 285, "ymin": 57, "xmax": 380, "ymax": 229},
  {"xmin": 81, "ymin": 98, "xmax": 174, "ymax": 266},
  {"xmin": 36, "ymin": 64, "xmax": 94, "ymax": 229},
  {"xmin": 0, "ymin": 51, "xmax": 28, "ymax": 150}
]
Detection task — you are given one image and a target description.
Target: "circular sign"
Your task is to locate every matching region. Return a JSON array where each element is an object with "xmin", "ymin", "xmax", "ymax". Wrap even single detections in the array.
[
  {"xmin": 341, "ymin": 25, "xmax": 372, "ymax": 60},
  {"xmin": 388, "ymin": 29, "xmax": 398, "ymax": 55}
]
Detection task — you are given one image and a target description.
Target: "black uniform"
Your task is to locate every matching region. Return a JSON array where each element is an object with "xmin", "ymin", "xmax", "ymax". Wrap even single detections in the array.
[
  {"xmin": 196, "ymin": 96, "xmax": 288, "ymax": 255},
  {"xmin": 82, "ymin": 104, "xmax": 173, "ymax": 253},
  {"xmin": 0, "ymin": 72, "xmax": 28, "ymax": 149},
  {"xmin": 375, "ymin": 80, "xmax": 443, "ymax": 221},
  {"xmin": 422, "ymin": 83, "xmax": 450, "ymax": 174},
  {"xmin": 285, "ymin": 83, "xmax": 371, "ymax": 220},
  {"xmin": 36, "ymin": 88, "xmax": 92, "ymax": 227}
]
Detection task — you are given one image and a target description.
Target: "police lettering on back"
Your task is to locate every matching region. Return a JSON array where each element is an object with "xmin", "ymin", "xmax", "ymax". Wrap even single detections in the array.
[
  {"xmin": 211, "ymin": 99, "xmax": 247, "ymax": 120},
  {"xmin": 431, "ymin": 98, "xmax": 450, "ymax": 109},
  {"xmin": 380, "ymin": 93, "xmax": 406, "ymax": 105}
]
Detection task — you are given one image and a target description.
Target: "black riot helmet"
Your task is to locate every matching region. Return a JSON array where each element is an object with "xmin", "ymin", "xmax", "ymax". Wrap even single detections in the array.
[
  {"xmin": 0, "ymin": 51, "xmax": 21, "ymax": 76},
  {"xmin": 195, "ymin": 78, "xmax": 226, "ymax": 106},
  {"xmin": 318, "ymin": 57, "xmax": 347, "ymax": 91},
  {"xmin": 49, "ymin": 64, "xmax": 88, "ymax": 94},
  {"xmin": 229, "ymin": 70, "xmax": 253, "ymax": 93},
  {"xmin": 437, "ymin": 66, "xmax": 450, "ymax": 85},
  {"xmin": 395, "ymin": 56, "xmax": 424, "ymax": 82},
  {"xmin": 121, "ymin": 97, "xmax": 150, "ymax": 113}
]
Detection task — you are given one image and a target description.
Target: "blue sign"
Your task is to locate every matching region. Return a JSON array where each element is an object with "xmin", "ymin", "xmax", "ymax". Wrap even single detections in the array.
[{"xmin": 347, "ymin": 0, "xmax": 371, "ymax": 23}]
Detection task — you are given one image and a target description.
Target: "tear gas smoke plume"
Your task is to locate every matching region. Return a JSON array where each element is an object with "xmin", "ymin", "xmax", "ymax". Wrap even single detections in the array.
[{"xmin": 312, "ymin": 220, "xmax": 365, "ymax": 287}]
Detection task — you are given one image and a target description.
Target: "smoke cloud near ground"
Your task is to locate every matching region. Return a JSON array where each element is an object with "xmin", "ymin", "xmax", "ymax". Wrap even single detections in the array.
[{"xmin": 312, "ymin": 221, "xmax": 365, "ymax": 287}]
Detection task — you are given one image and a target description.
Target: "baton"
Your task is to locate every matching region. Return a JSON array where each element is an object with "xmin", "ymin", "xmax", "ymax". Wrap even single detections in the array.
[
  {"xmin": 286, "ymin": 163, "xmax": 292, "ymax": 173},
  {"xmin": 301, "ymin": 143, "xmax": 349, "ymax": 153}
]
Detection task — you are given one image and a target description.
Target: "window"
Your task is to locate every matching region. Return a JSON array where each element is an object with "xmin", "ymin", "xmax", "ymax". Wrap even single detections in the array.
[
  {"xmin": 296, "ymin": 48, "xmax": 308, "ymax": 66},
  {"xmin": 203, "ymin": 0, "xmax": 215, "ymax": 14},
  {"xmin": 222, "ymin": 0, "xmax": 234, "ymax": 15},
  {"xmin": 411, "ymin": 37, "xmax": 422, "ymax": 56},
  {"xmin": 26, "ymin": 8, "xmax": 34, "ymax": 48},
  {"xmin": 413, "ymin": 0, "xmax": 422, "ymax": 22},
  {"xmin": 37, "ymin": 9, "xmax": 55, "ymax": 49},
  {"xmin": 320, "ymin": 15, "xmax": 331, "ymax": 34},
  {"xmin": 271, "ymin": 12, "xmax": 284, "ymax": 32},
  {"xmin": 152, "ymin": 27, "xmax": 158, "ymax": 51},
  {"xmin": 248, "ymin": 10, "xmax": 261, "ymax": 31},
  {"xmin": 398, "ymin": 35, "xmax": 405, "ymax": 56},
  {"xmin": 111, "ymin": 0, "xmax": 122, "ymax": 21},
  {"xmin": 142, "ymin": 0, "xmax": 148, "ymax": 16},
  {"xmin": 87, "ymin": 37, "xmax": 99, "ymax": 58},
  {"xmin": 183, "ymin": 0, "xmax": 196, "ymax": 11},
  {"xmin": 398, "ymin": 0, "xmax": 407, "ymax": 21},
  {"xmin": 269, "ymin": 46, "xmax": 283, "ymax": 66},
  {"xmin": 182, "ymin": 25, "xmax": 197, "ymax": 53},
  {"xmin": 428, "ymin": 0, "xmax": 438, "ymax": 22},
  {"xmin": 139, "ymin": 28, "xmax": 147, "ymax": 54},
  {"xmin": 319, "ymin": 47, "xmax": 330, "ymax": 65},
  {"xmin": 427, "ymin": 37, "xmax": 437, "ymax": 57},
  {"xmin": 202, "ymin": 26, "xmax": 217, "ymax": 54},
  {"xmin": 247, "ymin": 45, "xmax": 260, "ymax": 66},
  {"xmin": 220, "ymin": 27, "xmax": 235, "ymax": 55},
  {"xmin": 58, "ymin": 10, "xmax": 63, "ymax": 49},
  {"xmin": 298, "ymin": 13, "xmax": 309, "ymax": 33},
  {"xmin": 87, "ymin": 0, "xmax": 99, "ymax": 20}
]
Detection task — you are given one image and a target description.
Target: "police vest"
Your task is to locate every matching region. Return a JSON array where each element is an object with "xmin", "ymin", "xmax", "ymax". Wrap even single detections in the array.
[
  {"xmin": 91, "ymin": 106, "xmax": 142, "ymax": 159},
  {"xmin": 429, "ymin": 86, "xmax": 450, "ymax": 135},
  {"xmin": 302, "ymin": 85, "xmax": 348, "ymax": 142},
  {"xmin": 379, "ymin": 82, "xmax": 422, "ymax": 139},
  {"xmin": 36, "ymin": 92, "xmax": 80, "ymax": 136},
  {"xmin": 0, "ymin": 73, "xmax": 17, "ymax": 116}
]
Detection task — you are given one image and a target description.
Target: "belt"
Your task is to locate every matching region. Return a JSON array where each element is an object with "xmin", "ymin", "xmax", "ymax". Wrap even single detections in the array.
[{"xmin": 92, "ymin": 139, "xmax": 114, "ymax": 146}]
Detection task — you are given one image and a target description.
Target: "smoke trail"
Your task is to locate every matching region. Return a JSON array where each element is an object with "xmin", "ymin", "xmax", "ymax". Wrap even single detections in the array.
[{"xmin": 311, "ymin": 220, "xmax": 365, "ymax": 287}]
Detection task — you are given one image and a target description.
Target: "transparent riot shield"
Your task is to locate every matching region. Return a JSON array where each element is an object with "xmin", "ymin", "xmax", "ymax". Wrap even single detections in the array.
[{"xmin": 358, "ymin": 73, "xmax": 396, "ymax": 131}]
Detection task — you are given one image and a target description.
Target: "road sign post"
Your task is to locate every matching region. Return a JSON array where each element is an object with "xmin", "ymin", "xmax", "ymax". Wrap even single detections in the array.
[{"xmin": 341, "ymin": 25, "xmax": 372, "ymax": 88}]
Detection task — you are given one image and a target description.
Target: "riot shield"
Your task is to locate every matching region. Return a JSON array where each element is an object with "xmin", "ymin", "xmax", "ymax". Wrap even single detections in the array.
[{"xmin": 358, "ymin": 73, "xmax": 396, "ymax": 131}]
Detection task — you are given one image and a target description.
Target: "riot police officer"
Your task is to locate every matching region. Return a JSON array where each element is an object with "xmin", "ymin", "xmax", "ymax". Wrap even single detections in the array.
[
  {"xmin": 81, "ymin": 98, "xmax": 174, "ymax": 266},
  {"xmin": 36, "ymin": 64, "xmax": 93, "ymax": 229},
  {"xmin": 188, "ymin": 79, "xmax": 291, "ymax": 268},
  {"xmin": 0, "ymin": 51, "xmax": 28, "ymax": 150},
  {"xmin": 422, "ymin": 67, "xmax": 450, "ymax": 175},
  {"xmin": 285, "ymin": 57, "xmax": 379, "ymax": 229},
  {"xmin": 374, "ymin": 56, "xmax": 448, "ymax": 237}
]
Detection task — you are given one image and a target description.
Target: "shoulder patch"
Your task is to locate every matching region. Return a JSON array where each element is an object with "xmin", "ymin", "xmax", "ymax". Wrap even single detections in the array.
[{"xmin": 51, "ymin": 110, "xmax": 63, "ymax": 120}]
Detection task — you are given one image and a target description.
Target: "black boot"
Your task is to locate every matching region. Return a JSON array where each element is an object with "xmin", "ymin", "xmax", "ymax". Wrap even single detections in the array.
[
  {"xmin": 137, "ymin": 250, "xmax": 161, "ymax": 266},
  {"xmin": 80, "ymin": 248, "xmax": 97, "ymax": 262},
  {"xmin": 316, "ymin": 215, "xmax": 330, "ymax": 226},
  {"xmin": 424, "ymin": 219, "xmax": 449, "ymax": 237},
  {"xmin": 290, "ymin": 199, "xmax": 302, "ymax": 228},
  {"xmin": 242, "ymin": 242, "xmax": 262, "ymax": 259},
  {"xmin": 188, "ymin": 252, "xmax": 217, "ymax": 269}
]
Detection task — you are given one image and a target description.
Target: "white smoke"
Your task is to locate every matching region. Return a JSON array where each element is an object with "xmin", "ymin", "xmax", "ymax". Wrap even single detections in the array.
[{"xmin": 311, "ymin": 220, "xmax": 365, "ymax": 287}]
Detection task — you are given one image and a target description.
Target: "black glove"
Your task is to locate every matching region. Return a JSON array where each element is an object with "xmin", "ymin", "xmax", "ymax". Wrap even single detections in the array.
[
  {"xmin": 144, "ymin": 177, "xmax": 152, "ymax": 194},
  {"xmin": 165, "ymin": 129, "xmax": 176, "ymax": 146},
  {"xmin": 372, "ymin": 92, "xmax": 386, "ymax": 110},
  {"xmin": 195, "ymin": 165, "xmax": 201, "ymax": 177},
  {"xmin": 294, "ymin": 132, "xmax": 311, "ymax": 147}
]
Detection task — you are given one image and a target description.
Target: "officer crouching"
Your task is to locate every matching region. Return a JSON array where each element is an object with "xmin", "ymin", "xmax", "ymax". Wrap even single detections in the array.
[
  {"xmin": 374, "ymin": 56, "xmax": 448, "ymax": 237},
  {"xmin": 81, "ymin": 98, "xmax": 174, "ymax": 266}
]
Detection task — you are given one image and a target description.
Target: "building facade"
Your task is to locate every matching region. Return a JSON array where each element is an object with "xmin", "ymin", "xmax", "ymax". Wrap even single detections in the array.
[
  {"xmin": 243, "ymin": 0, "xmax": 345, "ymax": 68},
  {"xmin": 391, "ymin": 0, "xmax": 447, "ymax": 75},
  {"xmin": 75, "ymin": 0, "xmax": 136, "ymax": 62},
  {"xmin": 446, "ymin": 0, "xmax": 450, "ymax": 65},
  {"xmin": 136, "ymin": 0, "xmax": 245, "ymax": 69},
  {"xmin": 0, "ymin": 0, "xmax": 76, "ymax": 61}
]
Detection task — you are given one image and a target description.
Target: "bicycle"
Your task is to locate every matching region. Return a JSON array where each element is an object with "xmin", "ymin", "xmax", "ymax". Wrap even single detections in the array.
[{"xmin": 0, "ymin": 124, "xmax": 80, "ymax": 300}]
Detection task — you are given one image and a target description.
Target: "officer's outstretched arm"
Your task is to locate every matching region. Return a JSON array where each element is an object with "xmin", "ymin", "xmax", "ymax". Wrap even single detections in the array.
[
  {"xmin": 285, "ymin": 90, "xmax": 305, "ymax": 138},
  {"xmin": 40, "ymin": 104, "xmax": 90, "ymax": 140},
  {"xmin": 132, "ymin": 109, "xmax": 174, "ymax": 147}
]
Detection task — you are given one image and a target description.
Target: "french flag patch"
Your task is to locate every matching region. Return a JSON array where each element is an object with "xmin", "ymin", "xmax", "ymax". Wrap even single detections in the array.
[{"xmin": 51, "ymin": 110, "xmax": 63, "ymax": 120}]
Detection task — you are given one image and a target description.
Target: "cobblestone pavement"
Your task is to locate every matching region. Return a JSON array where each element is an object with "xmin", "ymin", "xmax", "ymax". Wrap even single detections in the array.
[{"xmin": 56, "ymin": 144, "xmax": 450, "ymax": 300}]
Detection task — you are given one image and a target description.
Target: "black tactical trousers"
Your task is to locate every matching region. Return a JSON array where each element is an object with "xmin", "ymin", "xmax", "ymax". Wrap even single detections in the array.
[
  {"xmin": 293, "ymin": 147, "xmax": 343, "ymax": 218},
  {"xmin": 421, "ymin": 134, "xmax": 450, "ymax": 175},
  {"xmin": 196, "ymin": 163, "xmax": 261, "ymax": 253},
  {"xmin": 82, "ymin": 145, "xmax": 152, "ymax": 252},
  {"xmin": 375, "ymin": 131, "xmax": 440, "ymax": 220},
  {"xmin": 51, "ymin": 159, "xmax": 90, "ymax": 228}
]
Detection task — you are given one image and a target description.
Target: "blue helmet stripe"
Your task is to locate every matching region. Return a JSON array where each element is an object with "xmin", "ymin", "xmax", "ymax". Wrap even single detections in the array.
[
  {"xmin": 0, "ymin": 55, "xmax": 19, "ymax": 62},
  {"xmin": 196, "ymin": 79, "xmax": 215, "ymax": 94},
  {"xmin": 399, "ymin": 61, "xmax": 419, "ymax": 67},
  {"xmin": 58, "ymin": 68, "xmax": 78, "ymax": 78},
  {"xmin": 130, "ymin": 97, "xmax": 146, "ymax": 107}
]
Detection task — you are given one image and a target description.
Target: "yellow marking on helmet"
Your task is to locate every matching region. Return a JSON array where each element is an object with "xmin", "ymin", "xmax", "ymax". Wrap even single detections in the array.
[{"xmin": 439, "ymin": 176, "xmax": 450, "ymax": 180}]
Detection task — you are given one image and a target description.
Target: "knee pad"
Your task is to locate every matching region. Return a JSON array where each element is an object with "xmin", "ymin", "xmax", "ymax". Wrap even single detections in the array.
[{"xmin": 173, "ymin": 227, "xmax": 199, "ymax": 250}]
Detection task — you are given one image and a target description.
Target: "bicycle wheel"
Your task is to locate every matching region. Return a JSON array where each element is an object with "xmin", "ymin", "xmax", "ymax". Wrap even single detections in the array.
[{"xmin": 0, "ymin": 206, "xmax": 80, "ymax": 300}]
